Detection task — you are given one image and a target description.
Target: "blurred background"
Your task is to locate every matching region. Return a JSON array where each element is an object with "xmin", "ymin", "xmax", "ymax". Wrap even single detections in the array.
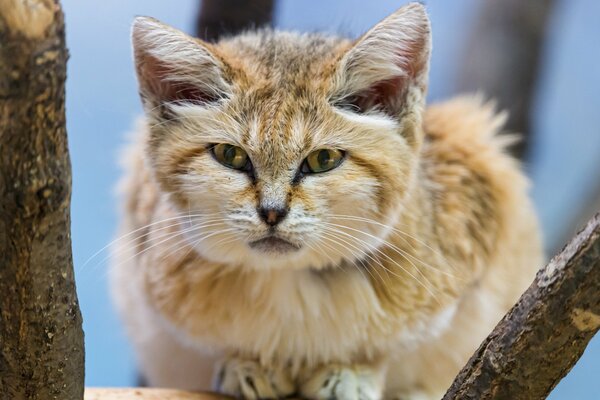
[{"xmin": 63, "ymin": 0, "xmax": 600, "ymax": 397}]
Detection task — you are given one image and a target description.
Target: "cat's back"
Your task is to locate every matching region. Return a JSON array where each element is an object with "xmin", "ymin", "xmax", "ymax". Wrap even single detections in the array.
[{"xmin": 422, "ymin": 94, "xmax": 543, "ymax": 309}]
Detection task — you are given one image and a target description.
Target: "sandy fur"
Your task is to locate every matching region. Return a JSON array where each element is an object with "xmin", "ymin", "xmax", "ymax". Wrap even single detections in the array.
[{"xmin": 111, "ymin": 4, "xmax": 542, "ymax": 399}]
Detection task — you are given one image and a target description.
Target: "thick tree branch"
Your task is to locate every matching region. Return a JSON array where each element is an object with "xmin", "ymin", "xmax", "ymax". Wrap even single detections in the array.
[
  {"xmin": 0, "ymin": 0, "xmax": 84, "ymax": 399},
  {"xmin": 443, "ymin": 213, "xmax": 600, "ymax": 400}
]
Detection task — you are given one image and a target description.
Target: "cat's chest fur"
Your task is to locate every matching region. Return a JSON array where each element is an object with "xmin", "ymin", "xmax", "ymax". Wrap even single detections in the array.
[{"xmin": 139, "ymin": 224, "xmax": 456, "ymax": 367}]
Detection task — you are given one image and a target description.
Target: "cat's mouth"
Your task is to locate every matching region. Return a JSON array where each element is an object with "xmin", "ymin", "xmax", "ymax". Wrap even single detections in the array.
[{"xmin": 248, "ymin": 236, "xmax": 301, "ymax": 254}]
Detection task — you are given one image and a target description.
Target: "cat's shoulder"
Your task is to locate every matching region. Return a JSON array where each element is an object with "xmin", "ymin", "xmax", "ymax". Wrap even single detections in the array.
[
  {"xmin": 422, "ymin": 95, "xmax": 525, "ymax": 189},
  {"xmin": 421, "ymin": 95, "xmax": 532, "ymax": 248},
  {"xmin": 423, "ymin": 94, "xmax": 515, "ymax": 154}
]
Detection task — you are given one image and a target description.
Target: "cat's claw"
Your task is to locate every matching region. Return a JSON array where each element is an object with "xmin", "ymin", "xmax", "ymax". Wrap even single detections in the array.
[
  {"xmin": 213, "ymin": 357, "xmax": 295, "ymax": 400},
  {"xmin": 300, "ymin": 365, "xmax": 383, "ymax": 400}
]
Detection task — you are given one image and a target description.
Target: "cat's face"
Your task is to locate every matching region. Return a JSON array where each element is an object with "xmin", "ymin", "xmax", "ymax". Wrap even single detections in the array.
[{"xmin": 132, "ymin": 4, "xmax": 431, "ymax": 270}]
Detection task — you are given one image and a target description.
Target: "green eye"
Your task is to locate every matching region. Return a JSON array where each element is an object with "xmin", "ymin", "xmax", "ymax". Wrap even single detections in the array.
[
  {"xmin": 304, "ymin": 149, "xmax": 345, "ymax": 174},
  {"xmin": 212, "ymin": 143, "xmax": 249, "ymax": 170}
]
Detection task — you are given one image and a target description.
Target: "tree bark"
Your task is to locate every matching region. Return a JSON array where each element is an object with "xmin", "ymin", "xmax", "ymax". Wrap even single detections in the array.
[
  {"xmin": 195, "ymin": 0, "xmax": 275, "ymax": 42},
  {"xmin": 443, "ymin": 213, "xmax": 600, "ymax": 400},
  {"xmin": 457, "ymin": 0, "xmax": 555, "ymax": 160},
  {"xmin": 0, "ymin": 1, "xmax": 85, "ymax": 399}
]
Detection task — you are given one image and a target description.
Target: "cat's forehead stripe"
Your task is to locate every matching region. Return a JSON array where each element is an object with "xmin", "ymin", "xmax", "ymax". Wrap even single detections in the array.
[{"xmin": 219, "ymin": 30, "xmax": 349, "ymax": 86}]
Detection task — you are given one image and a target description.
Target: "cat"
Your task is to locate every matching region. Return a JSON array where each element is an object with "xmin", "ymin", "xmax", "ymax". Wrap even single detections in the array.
[{"xmin": 110, "ymin": 3, "xmax": 543, "ymax": 399}]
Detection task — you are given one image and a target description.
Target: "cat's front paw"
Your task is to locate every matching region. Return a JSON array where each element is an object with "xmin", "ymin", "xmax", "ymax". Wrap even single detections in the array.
[
  {"xmin": 299, "ymin": 364, "xmax": 384, "ymax": 400},
  {"xmin": 213, "ymin": 357, "xmax": 295, "ymax": 399}
]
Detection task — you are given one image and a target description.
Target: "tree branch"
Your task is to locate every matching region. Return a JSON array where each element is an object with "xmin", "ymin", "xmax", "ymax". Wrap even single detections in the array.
[
  {"xmin": 443, "ymin": 213, "xmax": 600, "ymax": 400},
  {"xmin": 0, "ymin": 0, "xmax": 84, "ymax": 398}
]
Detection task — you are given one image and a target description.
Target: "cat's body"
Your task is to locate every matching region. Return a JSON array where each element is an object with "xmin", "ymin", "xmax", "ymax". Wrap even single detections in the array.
[{"xmin": 111, "ymin": 4, "xmax": 542, "ymax": 399}]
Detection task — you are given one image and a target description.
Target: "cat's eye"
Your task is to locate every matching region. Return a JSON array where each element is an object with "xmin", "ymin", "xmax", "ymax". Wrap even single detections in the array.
[
  {"xmin": 211, "ymin": 143, "xmax": 250, "ymax": 171},
  {"xmin": 303, "ymin": 149, "xmax": 345, "ymax": 174}
]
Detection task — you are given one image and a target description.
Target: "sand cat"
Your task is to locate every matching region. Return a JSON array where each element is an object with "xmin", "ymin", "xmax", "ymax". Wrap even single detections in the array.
[{"xmin": 110, "ymin": 4, "xmax": 543, "ymax": 399}]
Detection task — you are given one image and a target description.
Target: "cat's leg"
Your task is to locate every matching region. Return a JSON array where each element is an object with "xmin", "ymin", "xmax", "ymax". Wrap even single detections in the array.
[
  {"xmin": 299, "ymin": 363, "xmax": 386, "ymax": 400},
  {"xmin": 213, "ymin": 356, "xmax": 295, "ymax": 400}
]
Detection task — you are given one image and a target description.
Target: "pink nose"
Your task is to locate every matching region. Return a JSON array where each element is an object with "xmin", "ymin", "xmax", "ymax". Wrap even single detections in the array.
[{"xmin": 258, "ymin": 207, "xmax": 288, "ymax": 226}]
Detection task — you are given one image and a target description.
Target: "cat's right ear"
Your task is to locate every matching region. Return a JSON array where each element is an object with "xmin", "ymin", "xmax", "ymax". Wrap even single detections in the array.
[
  {"xmin": 333, "ymin": 4, "xmax": 431, "ymax": 122},
  {"xmin": 131, "ymin": 17, "xmax": 231, "ymax": 113}
]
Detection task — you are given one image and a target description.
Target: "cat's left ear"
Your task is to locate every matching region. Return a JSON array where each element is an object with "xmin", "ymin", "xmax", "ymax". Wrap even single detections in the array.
[
  {"xmin": 131, "ymin": 17, "xmax": 232, "ymax": 115},
  {"xmin": 334, "ymin": 3, "xmax": 431, "ymax": 135}
]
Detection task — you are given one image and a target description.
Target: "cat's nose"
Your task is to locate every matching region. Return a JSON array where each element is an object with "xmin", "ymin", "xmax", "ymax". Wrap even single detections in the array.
[{"xmin": 258, "ymin": 206, "xmax": 288, "ymax": 227}]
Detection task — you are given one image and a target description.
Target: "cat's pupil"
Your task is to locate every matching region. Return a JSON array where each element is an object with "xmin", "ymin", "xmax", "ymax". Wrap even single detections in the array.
[
  {"xmin": 224, "ymin": 145, "xmax": 236, "ymax": 163},
  {"xmin": 317, "ymin": 150, "xmax": 331, "ymax": 167}
]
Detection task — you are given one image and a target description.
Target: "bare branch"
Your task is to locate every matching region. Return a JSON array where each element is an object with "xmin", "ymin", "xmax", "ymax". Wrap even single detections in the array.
[{"xmin": 443, "ymin": 213, "xmax": 600, "ymax": 400}]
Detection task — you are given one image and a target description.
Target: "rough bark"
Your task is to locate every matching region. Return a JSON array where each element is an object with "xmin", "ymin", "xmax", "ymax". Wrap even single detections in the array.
[
  {"xmin": 0, "ymin": 0, "xmax": 85, "ymax": 399},
  {"xmin": 195, "ymin": 0, "xmax": 275, "ymax": 42},
  {"xmin": 457, "ymin": 0, "xmax": 555, "ymax": 159},
  {"xmin": 443, "ymin": 213, "xmax": 600, "ymax": 400}
]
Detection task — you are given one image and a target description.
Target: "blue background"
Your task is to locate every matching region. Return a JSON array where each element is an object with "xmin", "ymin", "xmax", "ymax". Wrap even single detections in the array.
[{"xmin": 62, "ymin": 0, "xmax": 600, "ymax": 397}]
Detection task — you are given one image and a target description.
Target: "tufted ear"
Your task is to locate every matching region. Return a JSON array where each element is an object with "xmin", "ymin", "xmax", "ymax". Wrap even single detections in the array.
[
  {"xmin": 131, "ymin": 17, "xmax": 231, "ymax": 114},
  {"xmin": 334, "ymin": 3, "xmax": 431, "ymax": 119}
]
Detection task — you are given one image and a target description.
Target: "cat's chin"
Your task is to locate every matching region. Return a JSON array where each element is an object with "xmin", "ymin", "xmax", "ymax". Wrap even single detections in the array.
[{"xmin": 248, "ymin": 236, "xmax": 302, "ymax": 255}]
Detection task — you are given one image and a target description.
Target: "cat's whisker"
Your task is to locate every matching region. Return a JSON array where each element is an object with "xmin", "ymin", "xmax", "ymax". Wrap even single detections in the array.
[
  {"xmin": 322, "ymin": 222, "xmax": 445, "ymax": 294},
  {"xmin": 305, "ymin": 237, "xmax": 373, "ymax": 283},
  {"xmin": 156, "ymin": 222, "xmax": 224, "ymax": 261},
  {"xmin": 319, "ymin": 229, "xmax": 389, "ymax": 285},
  {"xmin": 111, "ymin": 220, "xmax": 229, "ymax": 270},
  {"xmin": 212, "ymin": 232, "xmax": 241, "ymax": 249},
  {"xmin": 82, "ymin": 211, "xmax": 224, "ymax": 268},
  {"xmin": 182, "ymin": 228, "xmax": 238, "ymax": 260},
  {"xmin": 326, "ymin": 228, "xmax": 442, "ymax": 307},
  {"xmin": 159, "ymin": 225, "xmax": 236, "ymax": 263},
  {"xmin": 307, "ymin": 238, "xmax": 338, "ymax": 269},
  {"xmin": 151, "ymin": 220, "xmax": 232, "ymax": 260},
  {"xmin": 322, "ymin": 225, "xmax": 443, "ymax": 306},
  {"xmin": 83, "ymin": 216, "xmax": 228, "ymax": 273},
  {"xmin": 318, "ymin": 231, "xmax": 370, "ymax": 281},
  {"xmin": 327, "ymin": 216, "xmax": 461, "ymax": 279},
  {"xmin": 330, "ymin": 214, "xmax": 458, "ymax": 272},
  {"xmin": 320, "ymin": 230, "xmax": 394, "ymax": 289},
  {"xmin": 98, "ymin": 227, "xmax": 235, "ymax": 284}
]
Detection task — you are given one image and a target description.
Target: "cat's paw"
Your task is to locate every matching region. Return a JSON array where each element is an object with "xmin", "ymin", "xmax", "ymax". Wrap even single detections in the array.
[
  {"xmin": 213, "ymin": 357, "xmax": 295, "ymax": 399},
  {"xmin": 299, "ymin": 364, "xmax": 384, "ymax": 400}
]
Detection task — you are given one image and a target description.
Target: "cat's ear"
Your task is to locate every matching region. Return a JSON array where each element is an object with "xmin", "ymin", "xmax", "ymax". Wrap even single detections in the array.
[
  {"xmin": 334, "ymin": 3, "xmax": 431, "ymax": 120},
  {"xmin": 131, "ymin": 17, "xmax": 231, "ymax": 113}
]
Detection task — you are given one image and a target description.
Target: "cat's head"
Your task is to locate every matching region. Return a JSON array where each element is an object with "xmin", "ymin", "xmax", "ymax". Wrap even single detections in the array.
[{"xmin": 132, "ymin": 3, "xmax": 431, "ymax": 270}]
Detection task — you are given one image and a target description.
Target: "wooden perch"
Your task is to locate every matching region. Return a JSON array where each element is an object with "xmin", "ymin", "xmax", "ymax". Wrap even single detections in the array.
[
  {"xmin": 0, "ymin": 0, "xmax": 84, "ymax": 399},
  {"xmin": 85, "ymin": 388, "xmax": 226, "ymax": 400},
  {"xmin": 443, "ymin": 213, "xmax": 600, "ymax": 400}
]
